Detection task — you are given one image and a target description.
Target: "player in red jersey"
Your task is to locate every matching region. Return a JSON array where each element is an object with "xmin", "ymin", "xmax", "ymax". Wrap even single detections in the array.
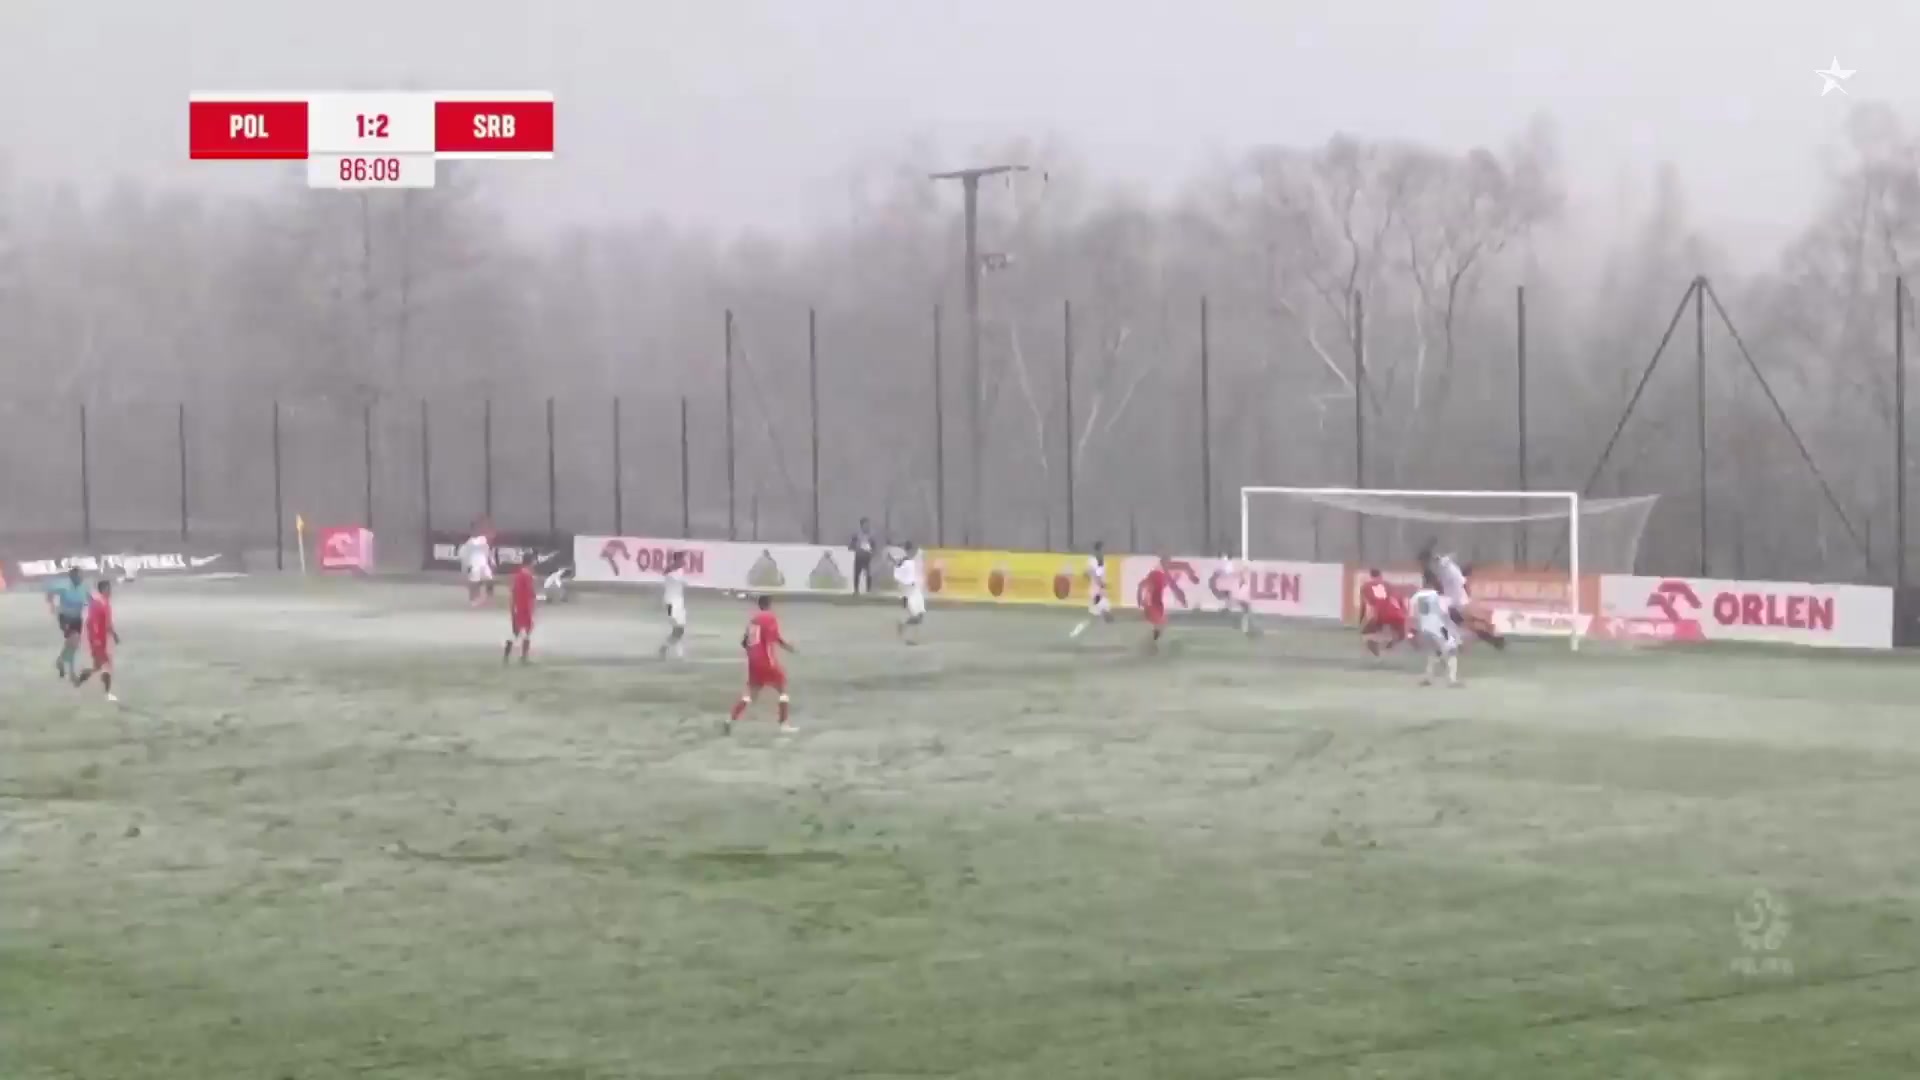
[
  {"xmin": 1358, "ymin": 568, "xmax": 1408, "ymax": 655},
  {"xmin": 504, "ymin": 563, "xmax": 536, "ymax": 665},
  {"xmin": 1137, "ymin": 556, "xmax": 1188, "ymax": 652},
  {"xmin": 729, "ymin": 595, "xmax": 798, "ymax": 735},
  {"xmin": 72, "ymin": 580, "xmax": 121, "ymax": 702}
]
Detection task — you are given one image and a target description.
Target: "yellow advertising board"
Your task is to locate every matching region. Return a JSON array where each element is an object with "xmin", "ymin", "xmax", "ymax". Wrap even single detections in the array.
[{"xmin": 925, "ymin": 548, "xmax": 1104, "ymax": 607}]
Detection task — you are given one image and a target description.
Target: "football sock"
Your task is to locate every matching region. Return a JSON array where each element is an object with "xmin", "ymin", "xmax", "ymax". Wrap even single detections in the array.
[
  {"xmin": 730, "ymin": 697, "xmax": 749, "ymax": 722},
  {"xmin": 777, "ymin": 697, "xmax": 790, "ymax": 725}
]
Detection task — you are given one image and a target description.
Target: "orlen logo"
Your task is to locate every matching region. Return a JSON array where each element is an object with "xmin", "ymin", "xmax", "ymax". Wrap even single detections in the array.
[
  {"xmin": 1646, "ymin": 580, "xmax": 1702, "ymax": 622},
  {"xmin": 1648, "ymin": 579, "xmax": 1835, "ymax": 632},
  {"xmin": 599, "ymin": 539, "xmax": 704, "ymax": 578}
]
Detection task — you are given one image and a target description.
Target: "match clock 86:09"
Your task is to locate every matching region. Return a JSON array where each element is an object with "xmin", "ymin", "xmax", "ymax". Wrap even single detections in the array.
[{"xmin": 309, "ymin": 153, "xmax": 436, "ymax": 189}]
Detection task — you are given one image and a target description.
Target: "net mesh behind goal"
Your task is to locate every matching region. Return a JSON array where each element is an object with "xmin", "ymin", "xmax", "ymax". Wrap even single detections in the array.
[{"xmin": 1242, "ymin": 488, "xmax": 1658, "ymax": 590}]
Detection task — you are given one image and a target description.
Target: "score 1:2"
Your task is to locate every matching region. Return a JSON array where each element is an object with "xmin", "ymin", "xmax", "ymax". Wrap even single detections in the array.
[{"xmin": 355, "ymin": 114, "xmax": 390, "ymax": 139}]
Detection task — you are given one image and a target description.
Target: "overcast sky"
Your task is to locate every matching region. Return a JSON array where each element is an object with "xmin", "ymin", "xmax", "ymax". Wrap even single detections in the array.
[{"xmin": 1, "ymin": 0, "xmax": 1911, "ymax": 259}]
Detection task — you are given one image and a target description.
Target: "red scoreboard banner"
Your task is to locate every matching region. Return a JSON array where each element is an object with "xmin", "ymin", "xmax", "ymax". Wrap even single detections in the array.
[{"xmin": 189, "ymin": 91, "xmax": 554, "ymax": 189}]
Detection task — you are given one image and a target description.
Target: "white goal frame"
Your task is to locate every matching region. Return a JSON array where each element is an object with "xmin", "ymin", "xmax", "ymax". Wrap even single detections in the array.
[{"xmin": 1239, "ymin": 487, "xmax": 1584, "ymax": 651}]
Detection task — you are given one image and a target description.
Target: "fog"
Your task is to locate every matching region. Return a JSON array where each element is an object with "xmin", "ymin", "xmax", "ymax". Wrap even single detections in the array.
[{"xmin": 3, "ymin": 0, "xmax": 1918, "ymax": 581}]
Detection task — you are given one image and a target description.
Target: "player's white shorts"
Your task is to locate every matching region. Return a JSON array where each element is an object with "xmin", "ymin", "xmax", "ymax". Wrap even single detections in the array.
[
  {"xmin": 1444, "ymin": 584, "xmax": 1470, "ymax": 610},
  {"xmin": 666, "ymin": 599, "xmax": 687, "ymax": 629},
  {"xmin": 1417, "ymin": 624, "xmax": 1459, "ymax": 655},
  {"xmin": 466, "ymin": 563, "xmax": 495, "ymax": 584},
  {"xmin": 1088, "ymin": 590, "xmax": 1110, "ymax": 616},
  {"xmin": 904, "ymin": 591, "xmax": 926, "ymax": 619}
]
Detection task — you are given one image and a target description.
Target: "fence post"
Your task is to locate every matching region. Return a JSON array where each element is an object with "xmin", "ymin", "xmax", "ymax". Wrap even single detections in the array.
[
  {"xmin": 177, "ymin": 402, "xmax": 190, "ymax": 541},
  {"xmin": 79, "ymin": 405, "xmax": 92, "ymax": 546},
  {"xmin": 483, "ymin": 398, "xmax": 494, "ymax": 522},
  {"xmin": 1353, "ymin": 293, "xmax": 1367, "ymax": 561},
  {"xmin": 421, "ymin": 400, "xmax": 434, "ymax": 540},
  {"xmin": 1200, "ymin": 296, "xmax": 1213, "ymax": 551},
  {"xmin": 1064, "ymin": 299, "xmax": 1075, "ymax": 552},
  {"xmin": 933, "ymin": 303, "xmax": 945, "ymax": 547},
  {"xmin": 612, "ymin": 396, "xmax": 624, "ymax": 536},
  {"xmin": 1898, "ymin": 277, "xmax": 1908, "ymax": 589},
  {"xmin": 1695, "ymin": 276, "xmax": 1708, "ymax": 576},
  {"xmin": 363, "ymin": 400, "xmax": 375, "ymax": 531},
  {"xmin": 1517, "ymin": 285, "xmax": 1528, "ymax": 564},
  {"xmin": 725, "ymin": 309, "xmax": 737, "ymax": 541},
  {"xmin": 272, "ymin": 401, "xmax": 284, "ymax": 571},
  {"xmin": 809, "ymin": 308, "xmax": 821, "ymax": 545},
  {"xmin": 680, "ymin": 396, "xmax": 692, "ymax": 539},
  {"xmin": 546, "ymin": 396, "xmax": 557, "ymax": 534}
]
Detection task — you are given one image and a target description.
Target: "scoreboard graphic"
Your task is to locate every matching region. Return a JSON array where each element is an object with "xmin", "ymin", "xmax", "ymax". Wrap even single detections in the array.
[{"xmin": 189, "ymin": 91, "xmax": 554, "ymax": 190}]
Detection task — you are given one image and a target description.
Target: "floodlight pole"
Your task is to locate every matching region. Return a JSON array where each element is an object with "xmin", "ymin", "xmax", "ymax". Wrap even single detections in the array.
[{"xmin": 931, "ymin": 163, "xmax": 1025, "ymax": 546}]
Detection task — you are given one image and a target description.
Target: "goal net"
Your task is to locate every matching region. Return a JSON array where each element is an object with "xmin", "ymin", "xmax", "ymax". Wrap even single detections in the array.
[{"xmin": 1239, "ymin": 487, "xmax": 1660, "ymax": 649}]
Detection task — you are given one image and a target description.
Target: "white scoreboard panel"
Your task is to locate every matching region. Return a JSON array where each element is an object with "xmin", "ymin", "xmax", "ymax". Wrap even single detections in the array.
[{"xmin": 189, "ymin": 90, "xmax": 554, "ymax": 190}]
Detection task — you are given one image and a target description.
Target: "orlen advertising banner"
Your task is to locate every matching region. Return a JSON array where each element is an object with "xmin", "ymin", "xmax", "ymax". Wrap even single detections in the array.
[
  {"xmin": 317, "ymin": 527, "xmax": 376, "ymax": 572},
  {"xmin": 1341, "ymin": 565, "xmax": 1605, "ymax": 638},
  {"xmin": 1118, "ymin": 555, "xmax": 1346, "ymax": 620},
  {"xmin": 576, "ymin": 536, "xmax": 856, "ymax": 594},
  {"xmin": 1601, "ymin": 575, "xmax": 1893, "ymax": 650},
  {"xmin": 924, "ymin": 548, "xmax": 1102, "ymax": 607}
]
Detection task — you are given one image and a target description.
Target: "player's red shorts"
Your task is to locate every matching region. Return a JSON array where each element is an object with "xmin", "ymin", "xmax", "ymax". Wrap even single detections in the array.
[
  {"xmin": 511, "ymin": 608, "xmax": 534, "ymax": 635},
  {"xmin": 88, "ymin": 644, "xmax": 111, "ymax": 668},
  {"xmin": 1362, "ymin": 613, "xmax": 1405, "ymax": 636},
  {"xmin": 1144, "ymin": 605, "xmax": 1167, "ymax": 629},
  {"xmin": 747, "ymin": 662, "xmax": 787, "ymax": 693}
]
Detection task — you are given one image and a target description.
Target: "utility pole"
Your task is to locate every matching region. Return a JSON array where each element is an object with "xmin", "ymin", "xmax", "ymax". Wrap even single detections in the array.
[{"xmin": 931, "ymin": 163, "xmax": 1025, "ymax": 546}]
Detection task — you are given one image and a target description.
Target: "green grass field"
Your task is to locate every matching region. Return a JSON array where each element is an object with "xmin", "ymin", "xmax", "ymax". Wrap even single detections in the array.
[{"xmin": 4, "ymin": 576, "xmax": 1920, "ymax": 1078}]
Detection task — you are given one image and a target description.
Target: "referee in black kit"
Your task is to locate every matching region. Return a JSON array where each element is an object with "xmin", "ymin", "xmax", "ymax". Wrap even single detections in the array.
[{"xmin": 850, "ymin": 517, "xmax": 876, "ymax": 594}]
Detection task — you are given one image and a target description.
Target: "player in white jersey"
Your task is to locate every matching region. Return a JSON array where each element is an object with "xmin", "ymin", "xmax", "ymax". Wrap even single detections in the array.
[
  {"xmin": 459, "ymin": 532, "xmax": 494, "ymax": 606},
  {"xmin": 894, "ymin": 542, "xmax": 927, "ymax": 644},
  {"xmin": 1419, "ymin": 541, "xmax": 1506, "ymax": 649},
  {"xmin": 1217, "ymin": 553, "xmax": 1257, "ymax": 636},
  {"xmin": 657, "ymin": 552, "xmax": 689, "ymax": 660},
  {"xmin": 1069, "ymin": 541, "xmax": 1114, "ymax": 639},
  {"xmin": 1408, "ymin": 576, "xmax": 1462, "ymax": 687}
]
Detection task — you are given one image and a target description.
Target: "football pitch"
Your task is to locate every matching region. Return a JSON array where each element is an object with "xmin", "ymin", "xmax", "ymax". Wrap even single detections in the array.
[{"xmin": 4, "ymin": 576, "xmax": 1919, "ymax": 1079}]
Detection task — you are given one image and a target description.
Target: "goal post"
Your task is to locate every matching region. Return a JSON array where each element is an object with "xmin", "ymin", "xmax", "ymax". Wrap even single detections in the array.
[{"xmin": 1238, "ymin": 486, "xmax": 1660, "ymax": 651}]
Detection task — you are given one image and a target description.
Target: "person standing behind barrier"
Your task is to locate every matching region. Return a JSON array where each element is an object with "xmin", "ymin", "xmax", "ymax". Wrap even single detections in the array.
[{"xmin": 850, "ymin": 517, "xmax": 876, "ymax": 594}]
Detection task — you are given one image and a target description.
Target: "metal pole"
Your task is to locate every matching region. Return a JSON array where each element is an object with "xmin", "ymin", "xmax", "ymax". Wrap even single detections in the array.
[
  {"xmin": 363, "ymin": 401, "xmax": 374, "ymax": 530},
  {"xmin": 1517, "ymin": 285, "xmax": 1528, "ymax": 564},
  {"xmin": 680, "ymin": 395, "xmax": 692, "ymax": 539},
  {"xmin": 809, "ymin": 307, "xmax": 821, "ymax": 545},
  {"xmin": 1064, "ymin": 299, "xmax": 1075, "ymax": 551},
  {"xmin": 1696, "ymin": 275, "xmax": 1708, "ymax": 576},
  {"xmin": 964, "ymin": 177, "xmax": 982, "ymax": 546},
  {"xmin": 612, "ymin": 396, "xmax": 624, "ymax": 535},
  {"xmin": 725, "ymin": 308, "xmax": 736, "ymax": 541},
  {"xmin": 79, "ymin": 405, "xmax": 92, "ymax": 546},
  {"xmin": 1200, "ymin": 295, "xmax": 1213, "ymax": 550},
  {"xmin": 177, "ymin": 402, "xmax": 189, "ymax": 541},
  {"xmin": 482, "ymin": 398, "xmax": 494, "ymax": 521},
  {"xmin": 272, "ymin": 401, "xmax": 283, "ymax": 571},
  {"xmin": 933, "ymin": 303, "xmax": 946, "ymax": 546},
  {"xmin": 546, "ymin": 396, "xmax": 557, "ymax": 534},
  {"xmin": 1899, "ymin": 277, "xmax": 1908, "ymax": 589},
  {"xmin": 1353, "ymin": 293, "xmax": 1367, "ymax": 560},
  {"xmin": 421, "ymin": 400, "xmax": 433, "ymax": 539}
]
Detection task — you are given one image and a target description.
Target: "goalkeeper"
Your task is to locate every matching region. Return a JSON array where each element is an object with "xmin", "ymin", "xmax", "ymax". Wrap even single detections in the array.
[{"xmin": 1418, "ymin": 541, "xmax": 1506, "ymax": 650}]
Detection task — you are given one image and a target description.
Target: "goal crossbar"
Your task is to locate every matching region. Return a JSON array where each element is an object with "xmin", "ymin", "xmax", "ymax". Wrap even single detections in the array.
[{"xmin": 1238, "ymin": 486, "xmax": 1586, "ymax": 650}]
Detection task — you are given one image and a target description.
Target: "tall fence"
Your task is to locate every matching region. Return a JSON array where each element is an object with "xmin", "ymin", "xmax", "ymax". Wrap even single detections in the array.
[{"xmin": 0, "ymin": 284, "xmax": 1908, "ymax": 584}]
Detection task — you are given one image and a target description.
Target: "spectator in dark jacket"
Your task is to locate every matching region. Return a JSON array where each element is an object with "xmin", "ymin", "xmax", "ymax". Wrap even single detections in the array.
[{"xmin": 850, "ymin": 518, "xmax": 877, "ymax": 593}]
